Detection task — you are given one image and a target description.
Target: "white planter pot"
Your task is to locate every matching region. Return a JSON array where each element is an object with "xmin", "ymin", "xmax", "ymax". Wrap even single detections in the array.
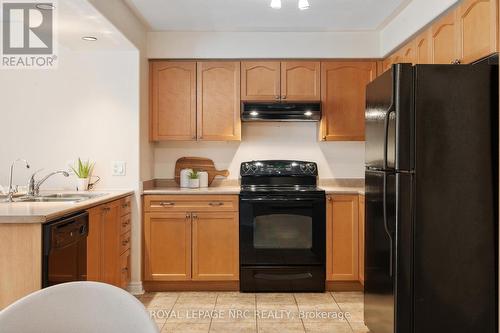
[
  {"xmin": 76, "ymin": 178, "xmax": 90, "ymax": 191},
  {"xmin": 180, "ymin": 169, "xmax": 193, "ymax": 188},
  {"xmin": 189, "ymin": 179, "xmax": 200, "ymax": 189},
  {"xmin": 199, "ymin": 171, "xmax": 209, "ymax": 188}
]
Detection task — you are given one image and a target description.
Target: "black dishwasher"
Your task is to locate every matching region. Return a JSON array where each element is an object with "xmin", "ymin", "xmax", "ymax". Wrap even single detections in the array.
[{"xmin": 42, "ymin": 211, "xmax": 89, "ymax": 288}]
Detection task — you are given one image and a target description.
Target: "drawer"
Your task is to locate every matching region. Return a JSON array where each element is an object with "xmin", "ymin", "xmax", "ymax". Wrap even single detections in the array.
[
  {"xmin": 120, "ymin": 249, "xmax": 131, "ymax": 289},
  {"xmin": 144, "ymin": 195, "xmax": 239, "ymax": 212},
  {"xmin": 120, "ymin": 231, "xmax": 131, "ymax": 254},
  {"xmin": 120, "ymin": 214, "xmax": 131, "ymax": 235},
  {"xmin": 120, "ymin": 196, "xmax": 132, "ymax": 216}
]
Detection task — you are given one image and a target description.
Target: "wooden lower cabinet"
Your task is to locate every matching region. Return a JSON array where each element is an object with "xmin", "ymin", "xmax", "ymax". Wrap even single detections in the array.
[
  {"xmin": 143, "ymin": 212, "xmax": 192, "ymax": 281},
  {"xmin": 326, "ymin": 194, "xmax": 360, "ymax": 282},
  {"xmin": 143, "ymin": 195, "xmax": 239, "ymax": 286},
  {"xmin": 192, "ymin": 212, "xmax": 239, "ymax": 281},
  {"xmin": 86, "ymin": 195, "xmax": 132, "ymax": 289}
]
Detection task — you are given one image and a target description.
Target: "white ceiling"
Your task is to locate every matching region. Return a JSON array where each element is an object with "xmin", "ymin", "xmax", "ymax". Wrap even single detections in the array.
[
  {"xmin": 125, "ymin": 0, "xmax": 412, "ymax": 32},
  {"xmin": 57, "ymin": 0, "xmax": 135, "ymax": 51}
]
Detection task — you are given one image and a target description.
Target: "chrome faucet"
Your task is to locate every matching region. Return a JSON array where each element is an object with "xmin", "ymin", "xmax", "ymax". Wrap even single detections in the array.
[
  {"xmin": 28, "ymin": 170, "xmax": 70, "ymax": 197},
  {"xmin": 5, "ymin": 159, "xmax": 30, "ymax": 202}
]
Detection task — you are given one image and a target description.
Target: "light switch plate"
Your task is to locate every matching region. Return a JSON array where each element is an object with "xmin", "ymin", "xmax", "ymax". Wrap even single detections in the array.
[{"xmin": 112, "ymin": 161, "xmax": 126, "ymax": 176}]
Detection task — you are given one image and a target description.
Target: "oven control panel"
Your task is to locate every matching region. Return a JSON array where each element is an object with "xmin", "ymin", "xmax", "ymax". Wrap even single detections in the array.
[{"xmin": 240, "ymin": 160, "xmax": 318, "ymax": 176}]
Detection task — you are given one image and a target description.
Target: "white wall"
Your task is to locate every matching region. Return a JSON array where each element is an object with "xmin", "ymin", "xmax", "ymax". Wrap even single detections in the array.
[
  {"xmin": 0, "ymin": 47, "xmax": 139, "ymax": 191},
  {"xmin": 154, "ymin": 123, "xmax": 365, "ymax": 180},
  {"xmin": 380, "ymin": 0, "xmax": 459, "ymax": 56},
  {"xmin": 88, "ymin": 0, "xmax": 150, "ymax": 294},
  {"xmin": 148, "ymin": 31, "xmax": 380, "ymax": 59}
]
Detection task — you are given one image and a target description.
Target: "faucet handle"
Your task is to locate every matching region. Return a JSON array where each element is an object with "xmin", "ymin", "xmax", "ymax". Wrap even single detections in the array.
[{"xmin": 27, "ymin": 169, "xmax": 44, "ymax": 196}]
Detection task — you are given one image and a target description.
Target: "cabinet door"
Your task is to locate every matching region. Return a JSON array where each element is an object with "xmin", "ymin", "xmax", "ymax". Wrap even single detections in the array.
[
  {"xmin": 401, "ymin": 41, "xmax": 416, "ymax": 64},
  {"xmin": 144, "ymin": 212, "xmax": 192, "ymax": 281},
  {"xmin": 326, "ymin": 195, "xmax": 359, "ymax": 281},
  {"xmin": 86, "ymin": 206, "xmax": 103, "ymax": 282},
  {"xmin": 457, "ymin": 0, "xmax": 498, "ymax": 63},
  {"xmin": 100, "ymin": 201, "xmax": 121, "ymax": 286},
  {"xmin": 320, "ymin": 61, "xmax": 377, "ymax": 141},
  {"xmin": 150, "ymin": 61, "xmax": 197, "ymax": 141},
  {"xmin": 431, "ymin": 10, "xmax": 459, "ymax": 64},
  {"xmin": 415, "ymin": 30, "xmax": 433, "ymax": 64},
  {"xmin": 358, "ymin": 195, "xmax": 365, "ymax": 285},
  {"xmin": 381, "ymin": 57, "xmax": 393, "ymax": 73},
  {"xmin": 281, "ymin": 61, "xmax": 321, "ymax": 101},
  {"xmin": 191, "ymin": 212, "xmax": 239, "ymax": 281},
  {"xmin": 197, "ymin": 61, "xmax": 241, "ymax": 141},
  {"xmin": 241, "ymin": 61, "xmax": 281, "ymax": 101}
]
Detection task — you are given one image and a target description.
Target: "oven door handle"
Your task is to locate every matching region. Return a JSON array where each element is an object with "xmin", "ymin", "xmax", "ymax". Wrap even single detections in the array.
[{"xmin": 254, "ymin": 273, "xmax": 313, "ymax": 281}]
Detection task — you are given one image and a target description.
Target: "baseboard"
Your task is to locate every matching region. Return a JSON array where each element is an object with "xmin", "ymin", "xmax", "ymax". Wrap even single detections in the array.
[
  {"xmin": 143, "ymin": 281, "xmax": 239, "ymax": 292},
  {"xmin": 326, "ymin": 281, "xmax": 364, "ymax": 292},
  {"xmin": 128, "ymin": 281, "xmax": 145, "ymax": 295}
]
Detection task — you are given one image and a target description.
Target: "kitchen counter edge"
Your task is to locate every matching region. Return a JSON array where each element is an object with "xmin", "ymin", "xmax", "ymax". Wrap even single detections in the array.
[{"xmin": 0, "ymin": 190, "xmax": 134, "ymax": 224}]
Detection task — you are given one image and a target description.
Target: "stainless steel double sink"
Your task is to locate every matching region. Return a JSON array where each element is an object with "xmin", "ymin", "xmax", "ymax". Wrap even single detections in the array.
[{"xmin": 14, "ymin": 193, "xmax": 106, "ymax": 203}]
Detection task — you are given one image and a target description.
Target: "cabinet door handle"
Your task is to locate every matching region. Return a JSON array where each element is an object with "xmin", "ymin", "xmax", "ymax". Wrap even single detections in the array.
[
  {"xmin": 192, "ymin": 213, "xmax": 198, "ymax": 219},
  {"xmin": 208, "ymin": 202, "xmax": 224, "ymax": 207},
  {"xmin": 102, "ymin": 207, "xmax": 111, "ymax": 212},
  {"xmin": 122, "ymin": 220, "xmax": 130, "ymax": 227},
  {"xmin": 327, "ymin": 196, "xmax": 332, "ymax": 201},
  {"xmin": 451, "ymin": 59, "xmax": 461, "ymax": 64},
  {"xmin": 275, "ymin": 95, "xmax": 280, "ymax": 100},
  {"xmin": 122, "ymin": 203, "xmax": 129, "ymax": 208},
  {"xmin": 122, "ymin": 267, "xmax": 128, "ymax": 273},
  {"xmin": 122, "ymin": 239, "xmax": 130, "ymax": 246},
  {"xmin": 282, "ymin": 95, "xmax": 287, "ymax": 99},
  {"xmin": 185, "ymin": 213, "xmax": 191, "ymax": 219}
]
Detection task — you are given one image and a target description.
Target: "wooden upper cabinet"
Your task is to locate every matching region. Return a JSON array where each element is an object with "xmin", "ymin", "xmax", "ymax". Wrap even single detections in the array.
[
  {"xmin": 401, "ymin": 40, "xmax": 417, "ymax": 64},
  {"xmin": 381, "ymin": 57, "xmax": 393, "ymax": 73},
  {"xmin": 191, "ymin": 212, "xmax": 239, "ymax": 281},
  {"xmin": 326, "ymin": 195, "xmax": 359, "ymax": 281},
  {"xmin": 241, "ymin": 61, "xmax": 281, "ymax": 101},
  {"xmin": 281, "ymin": 61, "xmax": 321, "ymax": 101},
  {"xmin": 150, "ymin": 61, "xmax": 196, "ymax": 141},
  {"xmin": 457, "ymin": 0, "xmax": 498, "ymax": 64},
  {"xmin": 144, "ymin": 212, "xmax": 192, "ymax": 281},
  {"xmin": 320, "ymin": 61, "xmax": 377, "ymax": 141},
  {"xmin": 197, "ymin": 61, "xmax": 241, "ymax": 141},
  {"xmin": 431, "ymin": 10, "xmax": 459, "ymax": 64},
  {"xmin": 415, "ymin": 30, "xmax": 433, "ymax": 64}
]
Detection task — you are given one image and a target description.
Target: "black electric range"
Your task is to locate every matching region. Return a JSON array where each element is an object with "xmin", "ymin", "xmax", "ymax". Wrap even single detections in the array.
[{"xmin": 239, "ymin": 160, "xmax": 326, "ymax": 292}]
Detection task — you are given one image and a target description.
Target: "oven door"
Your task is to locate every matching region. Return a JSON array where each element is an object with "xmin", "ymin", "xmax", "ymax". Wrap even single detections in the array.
[{"xmin": 239, "ymin": 194, "xmax": 326, "ymax": 266}]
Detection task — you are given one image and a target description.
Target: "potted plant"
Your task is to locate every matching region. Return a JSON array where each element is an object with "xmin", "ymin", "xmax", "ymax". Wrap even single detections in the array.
[
  {"xmin": 70, "ymin": 158, "xmax": 95, "ymax": 191},
  {"xmin": 188, "ymin": 170, "xmax": 200, "ymax": 188}
]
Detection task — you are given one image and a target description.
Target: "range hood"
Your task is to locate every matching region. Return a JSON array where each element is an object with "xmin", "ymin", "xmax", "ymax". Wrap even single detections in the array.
[{"xmin": 241, "ymin": 102, "xmax": 321, "ymax": 122}]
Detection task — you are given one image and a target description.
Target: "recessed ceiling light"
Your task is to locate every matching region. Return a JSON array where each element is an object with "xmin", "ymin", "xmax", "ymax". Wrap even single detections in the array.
[
  {"xmin": 298, "ymin": 0, "xmax": 310, "ymax": 10},
  {"xmin": 35, "ymin": 3, "xmax": 55, "ymax": 10},
  {"xmin": 270, "ymin": 0, "xmax": 281, "ymax": 9},
  {"xmin": 82, "ymin": 36, "xmax": 98, "ymax": 41}
]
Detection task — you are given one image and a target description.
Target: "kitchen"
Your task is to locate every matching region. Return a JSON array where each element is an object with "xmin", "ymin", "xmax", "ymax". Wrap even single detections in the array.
[{"xmin": 0, "ymin": 0, "xmax": 498, "ymax": 333}]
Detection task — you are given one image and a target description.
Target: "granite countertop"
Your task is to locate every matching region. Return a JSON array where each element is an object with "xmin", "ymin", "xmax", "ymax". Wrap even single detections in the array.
[
  {"xmin": 142, "ymin": 179, "xmax": 365, "ymax": 195},
  {"xmin": 0, "ymin": 190, "xmax": 134, "ymax": 224}
]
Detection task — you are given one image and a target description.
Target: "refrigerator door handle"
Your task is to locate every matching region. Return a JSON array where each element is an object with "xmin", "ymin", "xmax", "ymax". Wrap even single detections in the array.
[
  {"xmin": 383, "ymin": 105, "xmax": 396, "ymax": 170},
  {"xmin": 383, "ymin": 172, "xmax": 394, "ymax": 278}
]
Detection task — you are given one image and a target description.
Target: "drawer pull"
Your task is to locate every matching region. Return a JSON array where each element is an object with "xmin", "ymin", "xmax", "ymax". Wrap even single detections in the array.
[
  {"xmin": 208, "ymin": 202, "xmax": 224, "ymax": 207},
  {"xmin": 151, "ymin": 202, "xmax": 176, "ymax": 208}
]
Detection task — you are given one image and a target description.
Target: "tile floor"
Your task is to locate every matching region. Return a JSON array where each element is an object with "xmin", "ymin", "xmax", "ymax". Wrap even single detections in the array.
[{"xmin": 138, "ymin": 291, "xmax": 369, "ymax": 333}]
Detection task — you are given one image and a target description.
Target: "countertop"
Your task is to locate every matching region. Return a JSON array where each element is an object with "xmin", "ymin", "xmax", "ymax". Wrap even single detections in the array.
[
  {"xmin": 142, "ymin": 179, "xmax": 365, "ymax": 196},
  {"xmin": 0, "ymin": 190, "xmax": 134, "ymax": 224}
]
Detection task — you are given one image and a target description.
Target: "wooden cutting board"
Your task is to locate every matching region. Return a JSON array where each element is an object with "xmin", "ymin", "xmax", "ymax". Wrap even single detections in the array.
[{"xmin": 174, "ymin": 157, "xmax": 230, "ymax": 186}]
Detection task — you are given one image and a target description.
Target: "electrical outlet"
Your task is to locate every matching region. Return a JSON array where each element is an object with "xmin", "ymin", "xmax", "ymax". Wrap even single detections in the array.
[{"xmin": 112, "ymin": 161, "xmax": 126, "ymax": 176}]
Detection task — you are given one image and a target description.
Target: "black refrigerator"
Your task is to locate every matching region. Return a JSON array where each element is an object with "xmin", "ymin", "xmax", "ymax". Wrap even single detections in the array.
[{"xmin": 364, "ymin": 63, "xmax": 498, "ymax": 333}]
